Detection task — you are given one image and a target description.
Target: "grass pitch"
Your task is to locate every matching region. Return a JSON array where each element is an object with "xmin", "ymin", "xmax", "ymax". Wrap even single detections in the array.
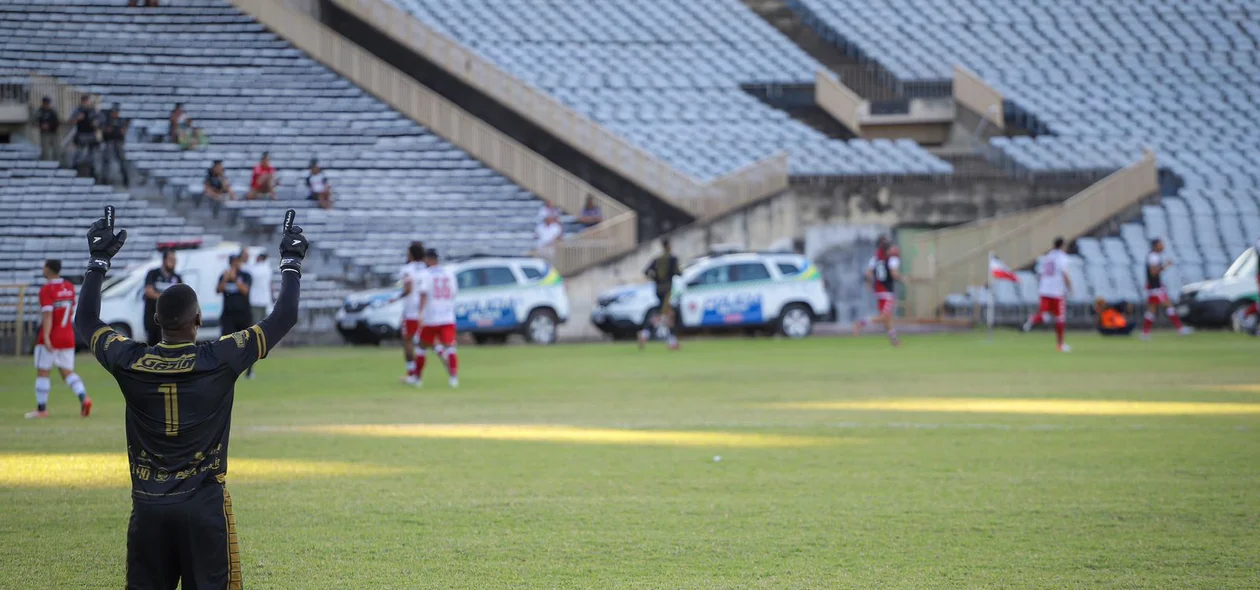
[{"xmin": 1, "ymin": 332, "xmax": 1258, "ymax": 588}]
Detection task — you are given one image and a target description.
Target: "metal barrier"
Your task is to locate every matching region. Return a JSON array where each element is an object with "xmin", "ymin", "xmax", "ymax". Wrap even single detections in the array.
[
  {"xmin": 0, "ymin": 284, "xmax": 32, "ymax": 356},
  {"xmin": 3, "ymin": 74, "xmax": 87, "ymax": 145},
  {"xmin": 815, "ymin": 70, "xmax": 864, "ymax": 135},
  {"xmin": 907, "ymin": 151, "xmax": 1159, "ymax": 317},
  {"xmin": 327, "ymin": 0, "xmax": 790, "ymax": 218},
  {"xmin": 953, "ymin": 65, "xmax": 1004, "ymax": 129},
  {"xmin": 226, "ymin": 0, "xmax": 639, "ymax": 271}
]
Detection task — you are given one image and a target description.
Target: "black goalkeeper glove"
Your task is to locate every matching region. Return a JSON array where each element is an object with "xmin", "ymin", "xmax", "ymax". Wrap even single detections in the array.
[
  {"xmin": 87, "ymin": 206, "xmax": 127, "ymax": 272},
  {"xmin": 277, "ymin": 209, "xmax": 308, "ymax": 275}
]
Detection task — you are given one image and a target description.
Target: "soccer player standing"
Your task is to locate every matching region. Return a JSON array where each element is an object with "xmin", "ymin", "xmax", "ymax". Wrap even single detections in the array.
[
  {"xmin": 640, "ymin": 238, "xmax": 681, "ymax": 350},
  {"xmin": 393, "ymin": 242, "xmax": 428, "ymax": 385},
  {"xmin": 74, "ymin": 206, "xmax": 308, "ymax": 589},
  {"xmin": 1142, "ymin": 238, "xmax": 1192, "ymax": 339},
  {"xmin": 856, "ymin": 236, "xmax": 901, "ymax": 346},
  {"xmin": 418, "ymin": 248, "xmax": 459, "ymax": 388},
  {"xmin": 1023, "ymin": 237, "xmax": 1073, "ymax": 352},
  {"xmin": 25, "ymin": 259, "xmax": 92, "ymax": 418}
]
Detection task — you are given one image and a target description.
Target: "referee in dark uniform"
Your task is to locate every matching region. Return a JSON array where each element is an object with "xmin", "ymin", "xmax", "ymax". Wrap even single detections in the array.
[
  {"xmin": 75, "ymin": 206, "xmax": 308, "ymax": 590},
  {"xmin": 143, "ymin": 249, "xmax": 183, "ymax": 346},
  {"xmin": 640, "ymin": 238, "xmax": 681, "ymax": 350}
]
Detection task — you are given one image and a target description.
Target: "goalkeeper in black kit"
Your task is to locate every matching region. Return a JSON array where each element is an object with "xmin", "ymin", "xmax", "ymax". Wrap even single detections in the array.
[{"xmin": 74, "ymin": 206, "xmax": 309, "ymax": 590}]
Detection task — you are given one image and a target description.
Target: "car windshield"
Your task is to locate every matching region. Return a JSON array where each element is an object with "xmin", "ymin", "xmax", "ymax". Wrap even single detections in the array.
[{"xmin": 1224, "ymin": 248, "xmax": 1257, "ymax": 278}]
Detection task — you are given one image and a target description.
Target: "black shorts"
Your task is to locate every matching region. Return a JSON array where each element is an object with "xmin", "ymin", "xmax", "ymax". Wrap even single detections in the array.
[
  {"xmin": 656, "ymin": 288, "xmax": 672, "ymax": 309},
  {"xmin": 127, "ymin": 483, "xmax": 242, "ymax": 590}
]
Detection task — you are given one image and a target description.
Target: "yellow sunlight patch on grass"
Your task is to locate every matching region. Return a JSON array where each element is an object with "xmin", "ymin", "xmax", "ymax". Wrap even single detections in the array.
[
  {"xmin": 0, "ymin": 453, "xmax": 403, "ymax": 489},
  {"xmin": 1205, "ymin": 384, "xmax": 1260, "ymax": 394},
  {"xmin": 767, "ymin": 398, "xmax": 1260, "ymax": 416},
  {"xmin": 297, "ymin": 424, "xmax": 839, "ymax": 448}
]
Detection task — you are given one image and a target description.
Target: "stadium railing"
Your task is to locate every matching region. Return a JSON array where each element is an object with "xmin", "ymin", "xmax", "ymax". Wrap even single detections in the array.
[
  {"xmin": 906, "ymin": 150, "xmax": 1158, "ymax": 317},
  {"xmin": 553, "ymin": 211, "xmax": 638, "ymax": 275},
  {"xmin": 226, "ymin": 0, "xmax": 638, "ymax": 274},
  {"xmin": 0, "ymin": 284, "xmax": 31, "ymax": 356},
  {"xmin": 321, "ymin": 0, "xmax": 791, "ymax": 219},
  {"xmin": 8, "ymin": 74, "xmax": 86, "ymax": 146}
]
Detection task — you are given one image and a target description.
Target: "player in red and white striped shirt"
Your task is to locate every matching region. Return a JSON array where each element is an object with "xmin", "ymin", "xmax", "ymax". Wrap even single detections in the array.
[{"xmin": 26, "ymin": 260, "xmax": 92, "ymax": 418}]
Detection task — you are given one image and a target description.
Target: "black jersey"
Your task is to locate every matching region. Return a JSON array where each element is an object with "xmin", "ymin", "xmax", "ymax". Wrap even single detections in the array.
[
  {"xmin": 78, "ymin": 268, "xmax": 300, "ymax": 505},
  {"xmin": 645, "ymin": 254, "xmax": 680, "ymax": 294}
]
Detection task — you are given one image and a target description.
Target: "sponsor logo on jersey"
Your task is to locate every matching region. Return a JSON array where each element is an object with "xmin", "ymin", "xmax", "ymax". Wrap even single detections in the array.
[
  {"xmin": 130, "ymin": 353, "xmax": 197, "ymax": 374},
  {"xmin": 700, "ymin": 294, "xmax": 763, "ymax": 326}
]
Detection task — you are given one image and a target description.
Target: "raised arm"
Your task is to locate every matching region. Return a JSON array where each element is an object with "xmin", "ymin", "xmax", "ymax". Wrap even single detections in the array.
[
  {"xmin": 214, "ymin": 211, "xmax": 307, "ymax": 373},
  {"xmin": 75, "ymin": 207, "xmax": 141, "ymax": 370},
  {"xmin": 255, "ymin": 210, "xmax": 307, "ymax": 346}
]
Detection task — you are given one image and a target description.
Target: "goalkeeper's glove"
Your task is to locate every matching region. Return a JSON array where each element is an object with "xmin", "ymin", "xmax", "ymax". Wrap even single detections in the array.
[
  {"xmin": 87, "ymin": 206, "xmax": 127, "ymax": 272},
  {"xmin": 278, "ymin": 224, "xmax": 309, "ymax": 275}
]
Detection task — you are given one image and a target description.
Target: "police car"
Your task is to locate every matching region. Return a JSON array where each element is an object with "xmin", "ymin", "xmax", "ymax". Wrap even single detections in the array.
[
  {"xmin": 335, "ymin": 256, "xmax": 570, "ymax": 345},
  {"xmin": 1178, "ymin": 246, "xmax": 1258, "ymax": 331},
  {"xmin": 590, "ymin": 252, "xmax": 833, "ymax": 339}
]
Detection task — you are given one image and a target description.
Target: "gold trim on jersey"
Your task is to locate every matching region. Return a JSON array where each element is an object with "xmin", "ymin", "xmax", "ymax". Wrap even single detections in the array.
[
  {"xmin": 155, "ymin": 342, "xmax": 196, "ymax": 349},
  {"xmin": 223, "ymin": 486, "xmax": 243, "ymax": 590},
  {"xmin": 89, "ymin": 326, "xmax": 111, "ymax": 351},
  {"xmin": 129, "ymin": 353, "xmax": 197, "ymax": 373},
  {"xmin": 250, "ymin": 325, "xmax": 268, "ymax": 358}
]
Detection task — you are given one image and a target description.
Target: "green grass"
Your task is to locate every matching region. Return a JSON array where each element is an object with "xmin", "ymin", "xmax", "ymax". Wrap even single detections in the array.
[{"xmin": 2, "ymin": 332, "xmax": 1259, "ymax": 588}]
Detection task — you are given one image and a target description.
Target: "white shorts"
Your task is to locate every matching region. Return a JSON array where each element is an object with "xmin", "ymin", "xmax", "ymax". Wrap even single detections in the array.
[{"xmin": 34, "ymin": 345, "xmax": 75, "ymax": 371}]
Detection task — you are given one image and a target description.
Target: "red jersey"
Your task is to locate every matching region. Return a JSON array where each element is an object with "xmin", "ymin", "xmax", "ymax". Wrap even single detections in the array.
[
  {"xmin": 251, "ymin": 164, "xmax": 275, "ymax": 189},
  {"xmin": 39, "ymin": 278, "xmax": 76, "ymax": 349}
]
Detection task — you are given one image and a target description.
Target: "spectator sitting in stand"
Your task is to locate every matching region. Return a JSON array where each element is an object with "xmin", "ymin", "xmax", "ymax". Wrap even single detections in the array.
[
  {"xmin": 246, "ymin": 152, "xmax": 278, "ymax": 200},
  {"xmin": 34, "ymin": 96, "xmax": 60, "ymax": 162},
  {"xmin": 168, "ymin": 103, "xmax": 187, "ymax": 143},
  {"xmin": 179, "ymin": 119, "xmax": 207, "ymax": 151},
  {"xmin": 577, "ymin": 195, "xmax": 603, "ymax": 226},
  {"xmin": 1094, "ymin": 297, "xmax": 1135, "ymax": 336},
  {"xmin": 536, "ymin": 198, "xmax": 560, "ymax": 224},
  {"xmin": 535, "ymin": 213, "xmax": 563, "ymax": 262},
  {"xmin": 305, "ymin": 159, "xmax": 333, "ymax": 209},
  {"xmin": 204, "ymin": 160, "xmax": 236, "ymax": 202}
]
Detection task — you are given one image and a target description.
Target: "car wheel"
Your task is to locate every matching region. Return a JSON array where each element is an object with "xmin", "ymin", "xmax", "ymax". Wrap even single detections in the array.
[
  {"xmin": 1230, "ymin": 300, "xmax": 1257, "ymax": 333},
  {"xmin": 777, "ymin": 304, "xmax": 814, "ymax": 339},
  {"xmin": 524, "ymin": 308, "xmax": 558, "ymax": 345},
  {"xmin": 109, "ymin": 323, "xmax": 132, "ymax": 339}
]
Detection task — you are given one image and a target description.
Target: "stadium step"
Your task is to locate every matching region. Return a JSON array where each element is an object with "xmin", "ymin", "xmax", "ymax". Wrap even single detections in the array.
[{"xmin": 738, "ymin": 0, "xmax": 903, "ymax": 103}]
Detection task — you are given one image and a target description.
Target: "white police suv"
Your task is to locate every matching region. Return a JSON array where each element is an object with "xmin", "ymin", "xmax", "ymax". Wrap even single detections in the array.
[
  {"xmin": 590, "ymin": 252, "xmax": 833, "ymax": 339},
  {"xmin": 335, "ymin": 256, "xmax": 570, "ymax": 345},
  {"xmin": 1178, "ymin": 246, "xmax": 1258, "ymax": 331}
]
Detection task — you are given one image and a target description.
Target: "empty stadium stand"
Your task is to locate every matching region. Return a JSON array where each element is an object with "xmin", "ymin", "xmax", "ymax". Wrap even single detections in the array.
[
  {"xmin": 787, "ymin": 0, "xmax": 1260, "ymax": 317},
  {"xmin": 379, "ymin": 0, "xmax": 951, "ymax": 180},
  {"xmin": 0, "ymin": 0, "xmax": 584, "ymax": 285},
  {"xmin": 0, "ymin": 143, "xmax": 214, "ymax": 285}
]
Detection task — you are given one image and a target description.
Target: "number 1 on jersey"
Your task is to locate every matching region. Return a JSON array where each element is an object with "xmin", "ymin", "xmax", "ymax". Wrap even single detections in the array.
[{"xmin": 160, "ymin": 383, "xmax": 179, "ymax": 436}]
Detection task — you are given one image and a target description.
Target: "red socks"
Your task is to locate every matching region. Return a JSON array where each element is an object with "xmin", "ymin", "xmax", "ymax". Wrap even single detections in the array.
[
  {"xmin": 1054, "ymin": 321, "xmax": 1064, "ymax": 347},
  {"xmin": 446, "ymin": 351, "xmax": 458, "ymax": 378}
]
